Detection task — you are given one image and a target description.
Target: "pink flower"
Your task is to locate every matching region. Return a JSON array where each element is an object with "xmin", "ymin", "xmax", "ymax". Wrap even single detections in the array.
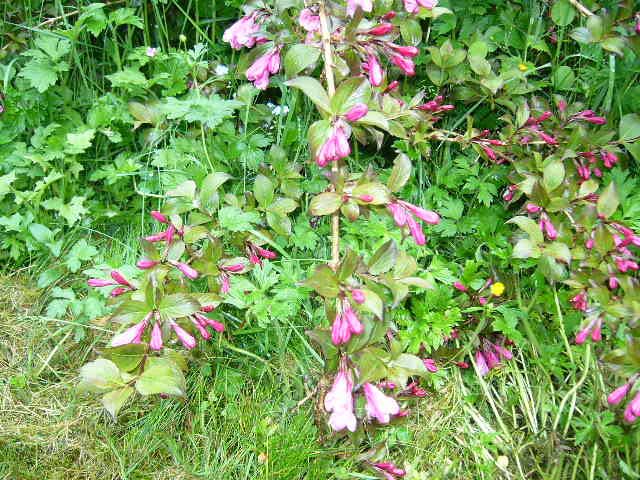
[
  {"xmin": 170, "ymin": 320, "xmax": 196, "ymax": 349},
  {"xmin": 255, "ymin": 245, "xmax": 277, "ymax": 259},
  {"xmin": 608, "ymin": 383, "xmax": 631, "ymax": 405},
  {"xmin": 316, "ymin": 120, "xmax": 351, "ymax": 167},
  {"xmin": 422, "ymin": 358, "xmax": 438, "ymax": 372},
  {"xmin": 343, "ymin": 302, "xmax": 364, "ymax": 335},
  {"xmin": 298, "ymin": 8, "xmax": 320, "ymax": 32},
  {"xmin": 221, "ymin": 263, "xmax": 245, "ymax": 273},
  {"xmin": 601, "ymin": 151, "xmax": 618, "ymax": 168},
  {"xmin": 387, "ymin": 200, "xmax": 439, "ymax": 246},
  {"xmin": 351, "ymin": 289, "xmax": 365, "ymax": 304},
  {"xmin": 404, "ymin": 0, "xmax": 438, "ymax": 13},
  {"xmin": 331, "ymin": 312, "xmax": 350, "ymax": 345},
  {"xmin": 406, "ymin": 215, "xmax": 425, "ymax": 245},
  {"xmin": 111, "ymin": 287, "xmax": 128, "ymax": 297},
  {"xmin": 220, "ymin": 274, "xmax": 231, "ymax": 294},
  {"xmin": 324, "ymin": 367, "xmax": 357, "ymax": 432},
  {"xmin": 624, "ymin": 402, "xmax": 638, "ymax": 423},
  {"xmin": 111, "ymin": 313, "xmax": 151, "ymax": 347},
  {"xmin": 150, "ymin": 321, "xmax": 163, "ymax": 350},
  {"xmin": 246, "ymin": 47, "xmax": 281, "ymax": 90},
  {"xmin": 389, "ymin": 44, "xmax": 419, "ymax": 58},
  {"xmin": 571, "ymin": 110, "xmax": 606, "ymax": 125},
  {"xmin": 591, "ymin": 317, "xmax": 602, "ymax": 342},
  {"xmin": 111, "ymin": 270, "xmax": 132, "ymax": 287},
  {"xmin": 479, "ymin": 296, "xmax": 488, "ymax": 305},
  {"xmin": 570, "ymin": 291, "xmax": 588, "ymax": 312},
  {"xmin": 609, "ymin": 276, "xmax": 619, "ymax": 289},
  {"xmin": 88, "ymin": 278, "xmax": 115, "ymax": 287},
  {"xmin": 146, "ymin": 47, "xmax": 158, "ymax": 57},
  {"xmin": 364, "ymin": 382, "xmax": 400, "ymax": 424},
  {"xmin": 373, "ymin": 462, "xmax": 406, "ymax": 478},
  {"xmin": 223, "ymin": 12, "xmax": 263, "ymax": 50},
  {"xmin": 346, "ymin": 0, "xmax": 373, "ymax": 17},
  {"xmin": 484, "ymin": 350, "xmax": 500, "ymax": 369},
  {"xmin": 397, "ymin": 200, "xmax": 440, "ymax": 224},
  {"xmin": 493, "ymin": 344, "xmax": 513, "ymax": 360},
  {"xmin": 366, "ymin": 53, "xmax": 383, "ymax": 87},
  {"xmin": 475, "ymin": 351, "xmax": 489, "ymax": 376},
  {"xmin": 630, "ymin": 391, "xmax": 640, "ymax": 416},
  {"xmin": 526, "ymin": 203, "xmax": 542, "ymax": 213},
  {"xmin": 540, "ymin": 214, "xmax": 558, "ymax": 240},
  {"xmin": 191, "ymin": 316, "xmax": 212, "ymax": 340},
  {"xmin": 344, "ymin": 103, "xmax": 369, "ymax": 122}
]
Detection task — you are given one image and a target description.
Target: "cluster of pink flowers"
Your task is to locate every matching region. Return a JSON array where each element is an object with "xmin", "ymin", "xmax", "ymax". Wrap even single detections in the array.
[
  {"xmin": 298, "ymin": 8, "xmax": 320, "ymax": 33},
  {"xmin": 362, "ymin": 43, "xmax": 417, "ymax": 86},
  {"xmin": 387, "ymin": 199, "xmax": 440, "ymax": 246},
  {"xmin": 316, "ymin": 120, "xmax": 351, "ymax": 167},
  {"xmin": 416, "ymin": 94, "xmax": 455, "ymax": 115},
  {"xmin": 88, "ymin": 270, "xmax": 135, "ymax": 297},
  {"xmin": 331, "ymin": 297, "xmax": 364, "ymax": 345},
  {"xmin": 608, "ymin": 375, "xmax": 640, "ymax": 423},
  {"xmin": 471, "ymin": 129, "xmax": 507, "ymax": 162},
  {"xmin": 218, "ymin": 261, "xmax": 246, "ymax": 293},
  {"xmin": 246, "ymin": 47, "xmax": 281, "ymax": 90},
  {"xmin": 474, "ymin": 340, "xmax": 513, "ymax": 376},
  {"xmin": 502, "ymin": 184, "xmax": 518, "ymax": 202},
  {"xmin": 569, "ymin": 110, "xmax": 606, "ymax": 125},
  {"xmin": 574, "ymin": 314, "xmax": 602, "ymax": 344},
  {"xmin": 575, "ymin": 150, "xmax": 618, "ymax": 181}
]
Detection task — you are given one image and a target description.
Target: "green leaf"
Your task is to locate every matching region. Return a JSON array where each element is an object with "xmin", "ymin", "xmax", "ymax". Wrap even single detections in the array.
[
  {"xmin": 368, "ymin": 240, "xmax": 398, "ymax": 275},
  {"xmin": 513, "ymin": 239, "xmax": 541, "ymax": 259},
  {"xmin": 162, "ymin": 95, "xmax": 241, "ymax": 128},
  {"xmin": 266, "ymin": 211, "xmax": 292, "ymax": 236},
  {"xmin": 352, "ymin": 182, "xmax": 390, "ymax": 205},
  {"xmin": 507, "ymin": 216, "xmax": 544, "ymax": 244},
  {"xmin": 570, "ymin": 27, "xmax": 593, "ymax": 44},
  {"xmin": 19, "ymin": 58, "xmax": 67, "ymax": 93},
  {"xmin": 218, "ymin": 206, "xmax": 260, "ymax": 232},
  {"xmin": 357, "ymin": 111, "xmax": 389, "ymax": 131},
  {"xmin": 285, "ymin": 77, "xmax": 331, "ymax": 114},
  {"xmin": 107, "ymin": 68, "xmax": 148, "ymax": 89},
  {"xmin": 103, "ymin": 344, "xmax": 146, "ymax": 372},
  {"xmin": 390, "ymin": 353, "xmax": 427, "ymax": 377},
  {"xmin": 135, "ymin": 357, "xmax": 186, "ymax": 397},
  {"xmin": 310, "ymin": 192, "xmax": 343, "ymax": 216},
  {"xmin": 551, "ymin": 0, "xmax": 576, "ymax": 26},
  {"xmin": 158, "ymin": 294, "xmax": 201, "ymax": 320},
  {"xmin": 601, "ymin": 37, "xmax": 625, "ymax": 56},
  {"xmin": 586, "ymin": 15, "xmax": 603, "ymax": 41},
  {"xmin": 620, "ymin": 114, "xmax": 640, "ymax": 142},
  {"xmin": 65, "ymin": 129, "xmax": 96, "ymax": 155},
  {"xmin": 303, "ymin": 265, "xmax": 340, "ymax": 298},
  {"xmin": 359, "ymin": 288, "xmax": 383, "ymax": 320},
  {"xmin": 552, "ymin": 66, "xmax": 575, "ymax": 91},
  {"xmin": 546, "ymin": 242, "xmax": 571, "ymax": 264},
  {"xmin": 400, "ymin": 18, "xmax": 422, "ymax": 46},
  {"xmin": 79, "ymin": 359, "xmax": 124, "ymax": 393},
  {"xmin": 596, "ymin": 182, "xmax": 619, "ymax": 218},
  {"xmin": 387, "ymin": 154, "xmax": 412, "ymax": 193},
  {"xmin": 102, "ymin": 386, "xmax": 134, "ymax": 419},
  {"xmin": 543, "ymin": 160, "xmax": 565, "ymax": 193},
  {"xmin": 284, "ymin": 44, "xmax": 320, "ymax": 77},
  {"xmin": 109, "ymin": 7, "xmax": 144, "ymax": 28},
  {"xmin": 331, "ymin": 77, "xmax": 372, "ymax": 115},
  {"xmin": 254, "ymin": 174, "xmax": 275, "ymax": 207}
]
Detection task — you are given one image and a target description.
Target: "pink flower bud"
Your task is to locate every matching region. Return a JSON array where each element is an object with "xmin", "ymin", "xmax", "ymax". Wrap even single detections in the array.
[
  {"xmin": 630, "ymin": 391, "xmax": 640, "ymax": 416},
  {"xmin": 526, "ymin": 203, "xmax": 541, "ymax": 213},
  {"xmin": 538, "ymin": 131, "xmax": 558, "ymax": 145},
  {"xmin": 246, "ymin": 47, "xmax": 281, "ymax": 90},
  {"xmin": 389, "ymin": 43, "xmax": 419, "ymax": 58},
  {"xmin": 111, "ymin": 287, "xmax": 128, "ymax": 297},
  {"xmin": 111, "ymin": 315, "xmax": 150, "ymax": 347},
  {"xmin": 221, "ymin": 263, "xmax": 244, "ymax": 273},
  {"xmin": 220, "ymin": 274, "xmax": 231, "ymax": 294},
  {"xmin": 191, "ymin": 316, "xmax": 212, "ymax": 340},
  {"xmin": 150, "ymin": 321, "xmax": 163, "ymax": 350},
  {"xmin": 574, "ymin": 327, "xmax": 590, "ymax": 345},
  {"xmin": 453, "ymin": 281, "xmax": 467, "ymax": 292},
  {"xmin": 172, "ymin": 261, "xmax": 199, "ymax": 280},
  {"xmin": 384, "ymin": 80, "xmax": 399, "ymax": 93},
  {"xmin": 475, "ymin": 351, "xmax": 489, "ymax": 376},
  {"xmin": 624, "ymin": 402, "xmax": 638, "ymax": 423},
  {"xmin": 110, "ymin": 270, "xmax": 131, "ymax": 287},
  {"xmin": 481, "ymin": 145, "xmax": 497, "ymax": 160},
  {"xmin": 137, "ymin": 259, "xmax": 159, "ymax": 269},
  {"xmin": 422, "ymin": 358, "xmax": 438, "ymax": 372},
  {"xmin": 493, "ymin": 344, "xmax": 513, "ymax": 360},
  {"xmin": 609, "ymin": 276, "xmax": 619, "ymax": 289},
  {"xmin": 382, "ymin": 11, "xmax": 397, "ymax": 20},
  {"xmin": 479, "ymin": 297, "xmax": 488, "ymax": 305},
  {"xmin": 607, "ymin": 383, "xmax": 631, "ymax": 405},
  {"xmin": 591, "ymin": 318, "xmax": 602, "ymax": 342},
  {"xmin": 368, "ymin": 23, "xmax": 394, "ymax": 36},
  {"xmin": 344, "ymin": 103, "xmax": 369, "ymax": 122},
  {"xmin": 88, "ymin": 278, "xmax": 115, "ymax": 287},
  {"xmin": 351, "ymin": 289, "xmax": 365, "ymax": 304},
  {"xmin": 484, "ymin": 350, "xmax": 500, "ymax": 369},
  {"xmin": 397, "ymin": 200, "xmax": 440, "ymax": 224},
  {"xmin": 150, "ymin": 210, "xmax": 168, "ymax": 223},
  {"xmin": 331, "ymin": 313, "xmax": 350, "ymax": 345},
  {"xmin": 367, "ymin": 53, "xmax": 383, "ymax": 86},
  {"xmin": 343, "ymin": 304, "xmax": 364, "ymax": 335},
  {"xmin": 406, "ymin": 215, "xmax": 426, "ymax": 245},
  {"xmin": 456, "ymin": 361, "xmax": 470, "ymax": 369},
  {"xmin": 390, "ymin": 54, "xmax": 415, "ymax": 76}
]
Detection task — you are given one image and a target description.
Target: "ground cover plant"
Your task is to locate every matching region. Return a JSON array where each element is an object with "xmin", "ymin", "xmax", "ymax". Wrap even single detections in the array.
[{"xmin": 1, "ymin": 0, "xmax": 640, "ymax": 478}]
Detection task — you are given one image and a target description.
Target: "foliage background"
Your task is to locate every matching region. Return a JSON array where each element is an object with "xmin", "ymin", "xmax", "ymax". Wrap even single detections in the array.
[{"xmin": 1, "ymin": 0, "xmax": 639, "ymax": 478}]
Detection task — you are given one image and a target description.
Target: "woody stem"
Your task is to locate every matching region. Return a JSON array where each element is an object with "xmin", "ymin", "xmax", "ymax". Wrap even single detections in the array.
[{"xmin": 319, "ymin": 2, "xmax": 340, "ymax": 270}]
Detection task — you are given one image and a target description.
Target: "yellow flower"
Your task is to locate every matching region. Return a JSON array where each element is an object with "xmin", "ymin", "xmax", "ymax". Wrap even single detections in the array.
[
  {"xmin": 491, "ymin": 282, "xmax": 505, "ymax": 297},
  {"xmin": 518, "ymin": 63, "xmax": 528, "ymax": 72}
]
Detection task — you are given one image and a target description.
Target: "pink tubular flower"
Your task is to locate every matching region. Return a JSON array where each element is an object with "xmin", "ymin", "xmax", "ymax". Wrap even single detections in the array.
[
  {"xmin": 423, "ymin": 358, "xmax": 438, "ymax": 373},
  {"xmin": 540, "ymin": 214, "xmax": 558, "ymax": 240},
  {"xmin": 111, "ymin": 287, "xmax": 128, "ymax": 297},
  {"xmin": 373, "ymin": 462, "xmax": 406, "ymax": 478},
  {"xmin": 344, "ymin": 103, "xmax": 369, "ymax": 122},
  {"xmin": 397, "ymin": 200, "xmax": 440, "ymax": 224},
  {"xmin": 364, "ymin": 382, "xmax": 400, "ymax": 424},
  {"xmin": 366, "ymin": 53, "xmax": 383, "ymax": 87},
  {"xmin": 615, "ymin": 257, "xmax": 639, "ymax": 273},
  {"xmin": 171, "ymin": 261, "xmax": 199, "ymax": 280},
  {"xmin": 493, "ymin": 344, "xmax": 513, "ymax": 360},
  {"xmin": 475, "ymin": 351, "xmax": 489, "ymax": 376},
  {"xmin": 404, "ymin": 0, "xmax": 438, "ymax": 13},
  {"xmin": 624, "ymin": 402, "xmax": 638, "ymax": 423},
  {"xmin": 453, "ymin": 281, "xmax": 467, "ymax": 292},
  {"xmin": 191, "ymin": 316, "xmax": 212, "ymax": 340},
  {"xmin": 331, "ymin": 312, "xmax": 350, "ymax": 345},
  {"xmin": 389, "ymin": 44, "xmax": 419, "ymax": 58},
  {"xmin": 298, "ymin": 8, "xmax": 320, "ymax": 32},
  {"xmin": 484, "ymin": 350, "xmax": 500, "ymax": 369},
  {"xmin": 389, "ymin": 54, "xmax": 415, "ymax": 76},
  {"xmin": 111, "ymin": 270, "xmax": 132, "ymax": 287},
  {"xmin": 571, "ymin": 110, "xmax": 607, "ymax": 125},
  {"xmin": 406, "ymin": 215, "xmax": 425, "ymax": 245},
  {"xmin": 591, "ymin": 317, "xmax": 602, "ymax": 342},
  {"xmin": 368, "ymin": 23, "xmax": 394, "ymax": 36},
  {"xmin": 630, "ymin": 391, "xmax": 640, "ymax": 416},
  {"xmin": 608, "ymin": 382, "xmax": 631, "ymax": 405},
  {"xmin": 343, "ymin": 301, "xmax": 364, "ymax": 335},
  {"xmin": 246, "ymin": 47, "xmax": 281, "ymax": 90},
  {"xmin": 150, "ymin": 320, "xmax": 163, "ymax": 350},
  {"xmin": 316, "ymin": 120, "xmax": 351, "ymax": 167},
  {"xmin": 170, "ymin": 320, "xmax": 196, "ymax": 349},
  {"xmin": 111, "ymin": 313, "xmax": 152, "ymax": 347},
  {"xmin": 351, "ymin": 289, "xmax": 365, "ymax": 304},
  {"xmin": 221, "ymin": 263, "xmax": 245, "ymax": 273},
  {"xmin": 255, "ymin": 245, "xmax": 277, "ymax": 260},
  {"xmin": 601, "ymin": 151, "xmax": 618, "ymax": 168},
  {"xmin": 220, "ymin": 273, "xmax": 231, "ymax": 294},
  {"xmin": 526, "ymin": 203, "xmax": 542, "ymax": 213},
  {"xmin": 387, "ymin": 200, "xmax": 439, "ymax": 246},
  {"xmin": 609, "ymin": 276, "xmax": 619, "ymax": 289},
  {"xmin": 324, "ymin": 367, "xmax": 357, "ymax": 432},
  {"xmin": 137, "ymin": 259, "xmax": 159, "ymax": 269},
  {"xmin": 150, "ymin": 210, "xmax": 168, "ymax": 223},
  {"xmin": 346, "ymin": 0, "xmax": 373, "ymax": 17},
  {"xmin": 88, "ymin": 278, "xmax": 116, "ymax": 287},
  {"xmin": 223, "ymin": 12, "xmax": 262, "ymax": 50}
]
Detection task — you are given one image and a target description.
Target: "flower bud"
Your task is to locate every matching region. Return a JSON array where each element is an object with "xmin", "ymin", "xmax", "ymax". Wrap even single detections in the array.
[
  {"xmin": 150, "ymin": 210, "xmax": 168, "ymax": 223},
  {"xmin": 344, "ymin": 103, "xmax": 369, "ymax": 122},
  {"xmin": 368, "ymin": 23, "xmax": 394, "ymax": 36},
  {"xmin": 607, "ymin": 383, "xmax": 631, "ymax": 405}
]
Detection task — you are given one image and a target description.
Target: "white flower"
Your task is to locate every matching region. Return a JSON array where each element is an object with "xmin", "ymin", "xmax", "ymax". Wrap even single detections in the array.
[
  {"xmin": 215, "ymin": 64, "xmax": 229, "ymax": 76},
  {"xmin": 146, "ymin": 47, "xmax": 158, "ymax": 57}
]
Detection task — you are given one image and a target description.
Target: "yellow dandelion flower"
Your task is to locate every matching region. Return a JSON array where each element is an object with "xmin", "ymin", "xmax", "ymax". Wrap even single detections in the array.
[
  {"xmin": 518, "ymin": 63, "xmax": 528, "ymax": 72},
  {"xmin": 491, "ymin": 282, "xmax": 505, "ymax": 296}
]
